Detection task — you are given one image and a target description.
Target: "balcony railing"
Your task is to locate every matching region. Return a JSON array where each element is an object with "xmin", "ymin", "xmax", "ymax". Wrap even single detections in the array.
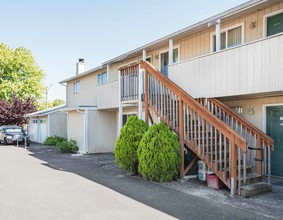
[
  {"xmin": 169, "ymin": 33, "xmax": 283, "ymax": 99},
  {"xmin": 120, "ymin": 64, "xmax": 141, "ymax": 102}
]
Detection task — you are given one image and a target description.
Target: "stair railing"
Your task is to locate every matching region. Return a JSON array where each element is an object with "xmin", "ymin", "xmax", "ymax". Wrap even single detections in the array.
[
  {"xmin": 140, "ymin": 61, "xmax": 247, "ymax": 196},
  {"xmin": 197, "ymin": 98, "xmax": 273, "ymax": 184}
]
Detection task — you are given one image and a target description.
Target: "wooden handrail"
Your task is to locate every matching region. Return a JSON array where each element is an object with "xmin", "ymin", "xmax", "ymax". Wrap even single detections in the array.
[
  {"xmin": 208, "ymin": 98, "xmax": 274, "ymax": 148},
  {"xmin": 140, "ymin": 61, "xmax": 247, "ymax": 152}
]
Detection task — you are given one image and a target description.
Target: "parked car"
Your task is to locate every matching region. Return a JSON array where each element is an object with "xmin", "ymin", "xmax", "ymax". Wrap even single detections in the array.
[{"xmin": 0, "ymin": 125, "xmax": 30, "ymax": 146}]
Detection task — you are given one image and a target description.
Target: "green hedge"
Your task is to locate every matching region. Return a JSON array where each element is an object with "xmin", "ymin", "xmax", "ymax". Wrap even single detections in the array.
[
  {"xmin": 56, "ymin": 139, "xmax": 79, "ymax": 153},
  {"xmin": 114, "ymin": 116, "xmax": 149, "ymax": 174},
  {"xmin": 43, "ymin": 135, "xmax": 67, "ymax": 146},
  {"xmin": 137, "ymin": 122, "xmax": 181, "ymax": 182}
]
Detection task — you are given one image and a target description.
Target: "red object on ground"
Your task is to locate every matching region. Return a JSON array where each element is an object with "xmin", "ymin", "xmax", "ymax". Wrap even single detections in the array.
[{"xmin": 207, "ymin": 174, "xmax": 224, "ymax": 189}]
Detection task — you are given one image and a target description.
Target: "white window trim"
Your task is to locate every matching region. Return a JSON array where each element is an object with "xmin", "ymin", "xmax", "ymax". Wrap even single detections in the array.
[
  {"xmin": 73, "ymin": 81, "xmax": 80, "ymax": 94},
  {"xmin": 98, "ymin": 72, "xmax": 107, "ymax": 85},
  {"xmin": 159, "ymin": 45, "xmax": 180, "ymax": 71},
  {"xmin": 139, "ymin": 55, "xmax": 152, "ymax": 63},
  {"xmin": 263, "ymin": 9, "xmax": 283, "ymax": 37},
  {"xmin": 210, "ymin": 22, "xmax": 245, "ymax": 52}
]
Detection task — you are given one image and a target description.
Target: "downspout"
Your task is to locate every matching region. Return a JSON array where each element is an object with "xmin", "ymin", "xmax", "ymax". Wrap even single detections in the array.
[
  {"xmin": 47, "ymin": 115, "xmax": 51, "ymax": 137},
  {"xmin": 118, "ymin": 70, "xmax": 122, "ymax": 132}
]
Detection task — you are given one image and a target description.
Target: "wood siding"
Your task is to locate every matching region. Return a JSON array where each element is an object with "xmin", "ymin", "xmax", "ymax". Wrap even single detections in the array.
[
  {"xmin": 67, "ymin": 111, "xmax": 85, "ymax": 152},
  {"xmin": 169, "ymin": 33, "xmax": 283, "ymax": 99},
  {"xmin": 222, "ymin": 96, "xmax": 283, "ymax": 131},
  {"xmin": 66, "ymin": 68, "xmax": 106, "ymax": 108},
  {"xmin": 97, "ymin": 80, "xmax": 118, "ymax": 109},
  {"xmin": 49, "ymin": 112, "xmax": 67, "ymax": 138}
]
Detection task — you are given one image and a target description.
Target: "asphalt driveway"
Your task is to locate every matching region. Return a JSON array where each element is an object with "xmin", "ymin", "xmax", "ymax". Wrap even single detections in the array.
[{"xmin": 0, "ymin": 143, "xmax": 282, "ymax": 220}]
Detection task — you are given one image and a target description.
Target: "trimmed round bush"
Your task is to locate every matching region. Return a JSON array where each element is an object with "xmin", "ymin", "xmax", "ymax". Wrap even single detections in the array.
[
  {"xmin": 137, "ymin": 122, "xmax": 181, "ymax": 182},
  {"xmin": 114, "ymin": 115, "xmax": 149, "ymax": 174}
]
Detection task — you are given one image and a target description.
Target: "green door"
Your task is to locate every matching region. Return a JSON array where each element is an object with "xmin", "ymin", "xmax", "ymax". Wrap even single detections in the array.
[
  {"xmin": 267, "ymin": 12, "xmax": 283, "ymax": 36},
  {"xmin": 266, "ymin": 106, "xmax": 283, "ymax": 177}
]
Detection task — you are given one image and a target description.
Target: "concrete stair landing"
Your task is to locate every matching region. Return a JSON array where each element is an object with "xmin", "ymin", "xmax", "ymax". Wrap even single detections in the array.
[{"xmin": 240, "ymin": 182, "xmax": 272, "ymax": 198}]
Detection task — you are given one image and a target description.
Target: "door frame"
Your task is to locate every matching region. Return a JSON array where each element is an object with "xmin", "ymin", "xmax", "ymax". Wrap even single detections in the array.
[
  {"xmin": 262, "ymin": 103, "xmax": 283, "ymax": 132},
  {"xmin": 262, "ymin": 103, "xmax": 283, "ymax": 177}
]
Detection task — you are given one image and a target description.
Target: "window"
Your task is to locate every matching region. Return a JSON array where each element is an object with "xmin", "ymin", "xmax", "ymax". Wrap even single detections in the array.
[
  {"xmin": 98, "ymin": 72, "xmax": 107, "ymax": 85},
  {"xmin": 160, "ymin": 46, "xmax": 179, "ymax": 77},
  {"xmin": 32, "ymin": 119, "xmax": 38, "ymax": 124},
  {"xmin": 173, "ymin": 48, "xmax": 179, "ymax": 63},
  {"xmin": 139, "ymin": 55, "xmax": 152, "ymax": 63},
  {"xmin": 40, "ymin": 119, "xmax": 46, "ymax": 124},
  {"xmin": 73, "ymin": 81, "xmax": 80, "ymax": 94},
  {"xmin": 230, "ymin": 106, "xmax": 243, "ymax": 115},
  {"xmin": 212, "ymin": 24, "xmax": 243, "ymax": 52},
  {"xmin": 122, "ymin": 114, "xmax": 136, "ymax": 126},
  {"xmin": 266, "ymin": 12, "xmax": 283, "ymax": 37}
]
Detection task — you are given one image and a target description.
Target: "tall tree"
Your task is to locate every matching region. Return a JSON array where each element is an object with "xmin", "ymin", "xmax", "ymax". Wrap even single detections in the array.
[
  {"xmin": 50, "ymin": 99, "xmax": 65, "ymax": 107},
  {"xmin": 0, "ymin": 43, "xmax": 45, "ymax": 101},
  {"xmin": 0, "ymin": 95, "xmax": 36, "ymax": 126}
]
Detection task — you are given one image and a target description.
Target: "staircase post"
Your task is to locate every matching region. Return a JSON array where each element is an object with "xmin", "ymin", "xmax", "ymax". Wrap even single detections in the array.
[
  {"xmin": 230, "ymin": 135, "xmax": 237, "ymax": 196},
  {"xmin": 256, "ymin": 138, "xmax": 262, "ymax": 175},
  {"xmin": 144, "ymin": 65, "xmax": 149, "ymax": 124},
  {"xmin": 138, "ymin": 65, "xmax": 143, "ymax": 120},
  {"xmin": 179, "ymin": 98, "xmax": 184, "ymax": 177}
]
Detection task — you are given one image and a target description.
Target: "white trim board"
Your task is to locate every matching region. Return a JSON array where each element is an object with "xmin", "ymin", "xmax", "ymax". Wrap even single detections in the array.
[
  {"xmin": 262, "ymin": 103, "xmax": 283, "ymax": 132},
  {"xmin": 263, "ymin": 9, "xmax": 283, "ymax": 37}
]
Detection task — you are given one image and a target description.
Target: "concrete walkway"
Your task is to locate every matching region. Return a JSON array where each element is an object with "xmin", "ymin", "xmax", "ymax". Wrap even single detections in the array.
[{"xmin": 0, "ymin": 146, "xmax": 175, "ymax": 220}]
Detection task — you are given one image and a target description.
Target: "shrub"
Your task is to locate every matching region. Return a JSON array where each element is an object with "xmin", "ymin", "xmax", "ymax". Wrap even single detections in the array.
[
  {"xmin": 137, "ymin": 122, "xmax": 181, "ymax": 182},
  {"xmin": 56, "ymin": 139, "xmax": 78, "ymax": 153},
  {"xmin": 43, "ymin": 135, "xmax": 66, "ymax": 146},
  {"xmin": 114, "ymin": 115, "xmax": 149, "ymax": 174}
]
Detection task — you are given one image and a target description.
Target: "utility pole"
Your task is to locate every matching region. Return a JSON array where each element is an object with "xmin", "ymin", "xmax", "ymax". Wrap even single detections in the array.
[{"xmin": 46, "ymin": 84, "xmax": 53, "ymax": 109}]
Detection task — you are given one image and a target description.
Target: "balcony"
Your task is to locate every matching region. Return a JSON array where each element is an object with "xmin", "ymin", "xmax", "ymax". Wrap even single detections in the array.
[
  {"xmin": 97, "ymin": 80, "xmax": 118, "ymax": 110},
  {"xmin": 169, "ymin": 33, "xmax": 283, "ymax": 99}
]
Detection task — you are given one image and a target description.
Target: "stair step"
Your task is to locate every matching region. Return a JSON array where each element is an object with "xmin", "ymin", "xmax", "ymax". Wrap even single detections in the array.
[
  {"xmin": 221, "ymin": 165, "xmax": 253, "ymax": 174},
  {"xmin": 239, "ymin": 173, "xmax": 263, "ymax": 185},
  {"xmin": 240, "ymin": 182, "xmax": 272, "ymax": 198}
]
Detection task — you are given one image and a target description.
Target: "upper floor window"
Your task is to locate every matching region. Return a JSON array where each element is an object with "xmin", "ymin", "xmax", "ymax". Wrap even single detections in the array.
[
  {"xmin": 98, "ymin": 72, "xmax": 107, "ymax": 85},
  {"xmin": 160, "ymin": 47, "xmax": 179, "ymax": 77},
  {"xmin": 266, "ymin": 12, "xmax": 283, "ymax": 37},
  {"xmin": 73, "ymin": 81, "xmax": 80, "ymax": 94},
  {"xmin": 212, "ymin": 24, "xmax": 243, "ymax": 52}
]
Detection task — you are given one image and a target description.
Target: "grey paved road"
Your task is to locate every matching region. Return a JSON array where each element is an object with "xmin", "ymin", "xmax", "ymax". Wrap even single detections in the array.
[{"xmin": 0, "ymin": 144, "xmax": 273, "ymax": 220}]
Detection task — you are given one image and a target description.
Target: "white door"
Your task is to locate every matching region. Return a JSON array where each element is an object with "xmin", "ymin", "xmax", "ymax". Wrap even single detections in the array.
[
  {"xmin": 29, "ymin": 119, "xmax": 38, "ymax": 142},
  {"xmin": 38, "ymin": 119, "xmax": 47, "ymax": 143}
]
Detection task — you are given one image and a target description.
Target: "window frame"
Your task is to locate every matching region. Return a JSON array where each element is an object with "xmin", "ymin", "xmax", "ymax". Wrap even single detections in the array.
[
  {"xmin": 263, "ymin": 9, "xmax": 283, "ymax": 37},
  {"xmin": 158, "ymin": 45, "xmax": 180, "ymax": 71},
  {"xmin": 98, "ymin": 72, "xmax": 107, "ymax": 85},
  {"xmin": 122, "ymin": 113, "xmax": 137, "ymax": 126},
  {"xmin": 210, "ymin": 22, "xmax": 245, "ymax": 52},
  {"xmin": 73, "ymin": 81, "xmax": 80, "ymax": 94},
  {"xmin": 139, "ymin": 55, "xmax": 152, "ymax": 63}
]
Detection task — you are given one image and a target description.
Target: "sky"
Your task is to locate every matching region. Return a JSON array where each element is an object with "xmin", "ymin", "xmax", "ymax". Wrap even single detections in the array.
[{"xmin": 1, "ymin": 0, "xmax": 248, "ymax": 101}]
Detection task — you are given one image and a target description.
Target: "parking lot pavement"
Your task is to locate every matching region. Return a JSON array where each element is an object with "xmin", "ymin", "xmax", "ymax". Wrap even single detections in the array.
[
  {"xmin": 0, "ymin": 145, "xmax": 176, "ymax": 220},
  {"xmin": 1, "ymin": 143, "xmax": 282, "ymax": 220}
]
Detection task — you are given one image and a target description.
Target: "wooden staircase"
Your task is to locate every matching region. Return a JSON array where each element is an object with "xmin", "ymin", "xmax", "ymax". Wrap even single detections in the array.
[{"xmin": 120, "ymin": 62, "xmax": 273, "ymax": 197}]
